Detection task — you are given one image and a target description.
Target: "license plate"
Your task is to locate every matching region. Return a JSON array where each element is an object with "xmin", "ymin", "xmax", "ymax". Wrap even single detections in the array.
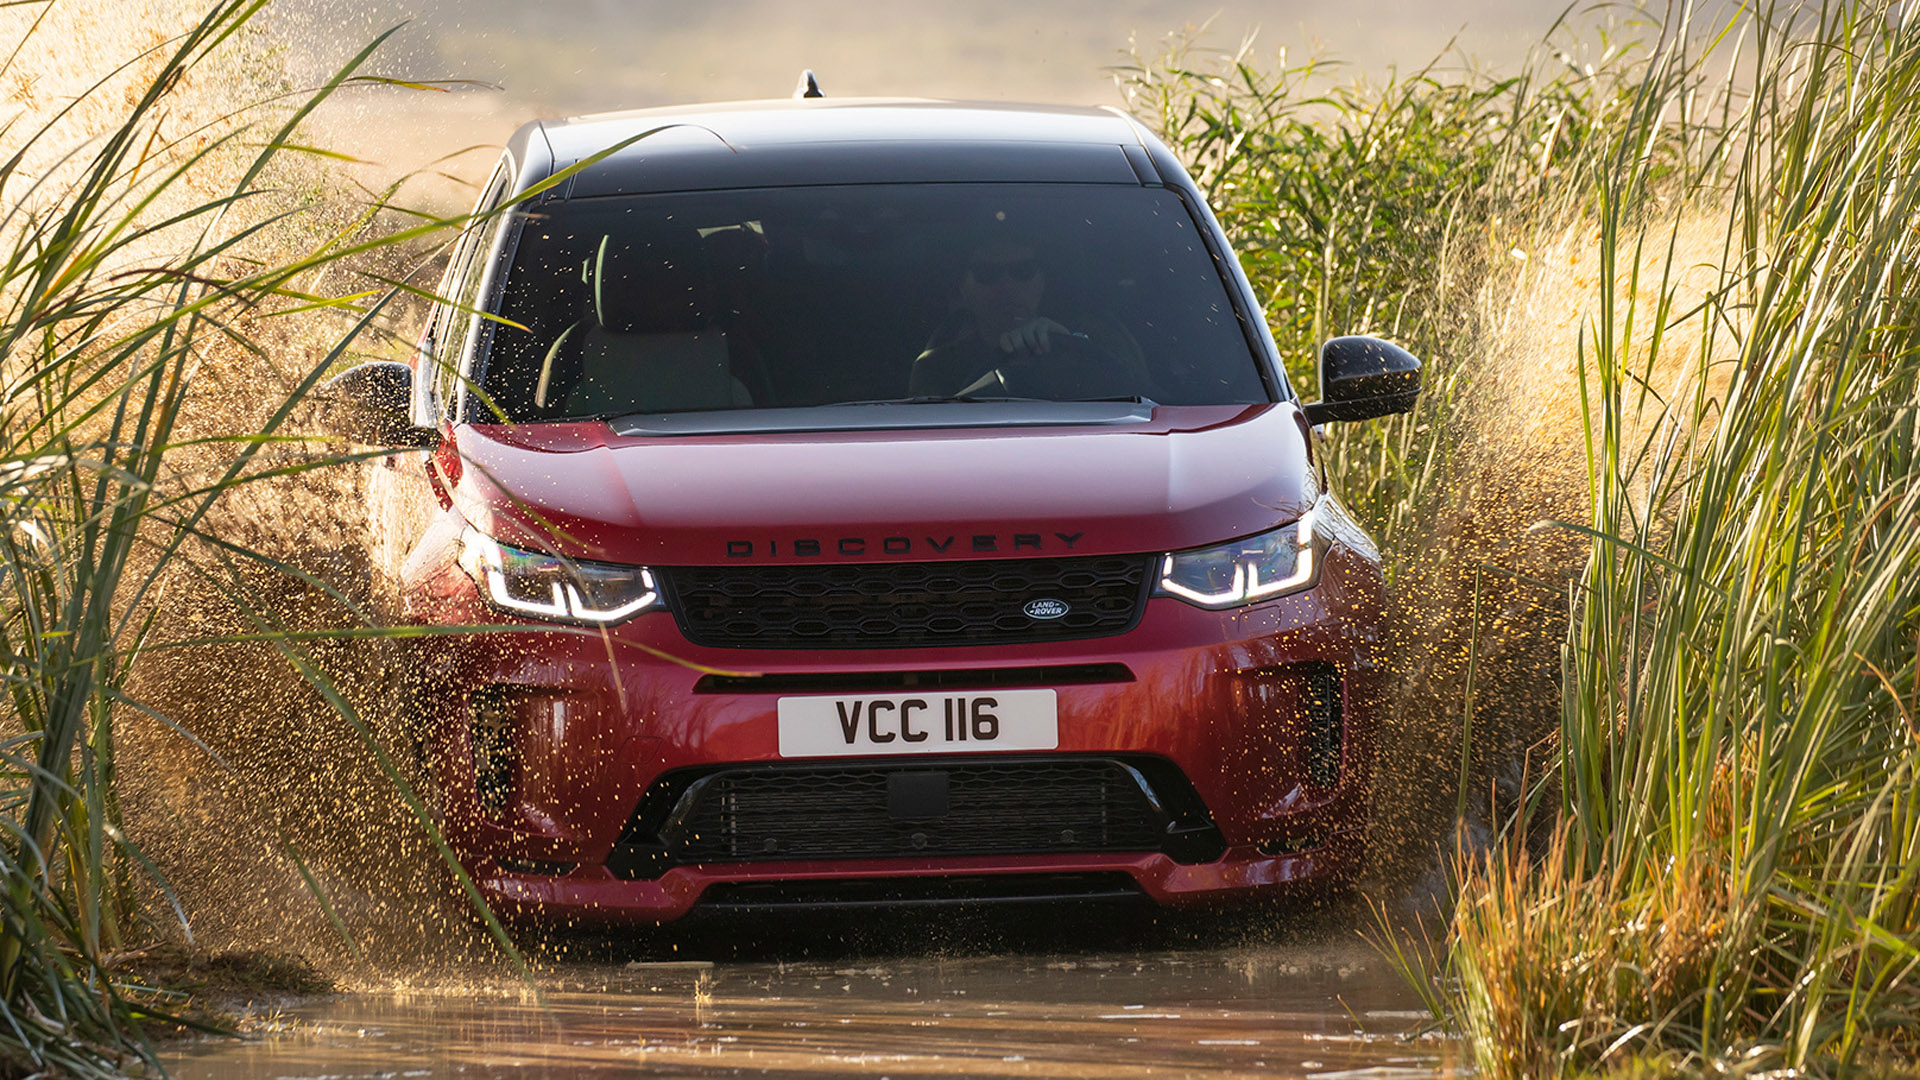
[{"xmin": 777, "ymin": 689, "xmax": 1058, "ymax": 758}]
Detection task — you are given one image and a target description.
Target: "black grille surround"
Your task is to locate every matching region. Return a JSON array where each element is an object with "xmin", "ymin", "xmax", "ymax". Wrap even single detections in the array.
[
  {"xmin": 658, "ymin": 554, "xmax": 1154, "ymax": 650},
  {"xmin": 606, "ymin": 755, "xmax": 1224, "ymax": 880}
]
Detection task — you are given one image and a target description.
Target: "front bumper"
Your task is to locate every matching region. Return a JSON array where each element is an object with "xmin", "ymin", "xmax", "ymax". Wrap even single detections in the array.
[{"xmin": 402, "ymin": 545, "xmax": 1385, "ymax": 924}]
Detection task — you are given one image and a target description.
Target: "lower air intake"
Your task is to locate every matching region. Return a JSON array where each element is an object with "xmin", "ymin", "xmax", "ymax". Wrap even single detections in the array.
[
  {"xmin": 697, "ymin": 873, "xmax": 1145, "ymax": 910},
  {"xmin": 607, "ymin": 756, "xmax": 1223, "ymax": 878},
  {"xmin": 1301, "ymin": 662, "xmax": 1344, "ymax": 788},
  {"xmin": 469, "ymin": 687, "xmax": 517, "ymax": 819}
]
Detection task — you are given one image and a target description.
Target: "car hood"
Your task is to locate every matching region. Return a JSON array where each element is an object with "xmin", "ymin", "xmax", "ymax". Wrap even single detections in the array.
[{"xmin": 448, "ymin": 403, "xmax": 1316, "ymax": 566}]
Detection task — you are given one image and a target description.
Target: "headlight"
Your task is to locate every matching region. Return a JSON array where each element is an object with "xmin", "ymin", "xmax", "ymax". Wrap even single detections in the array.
[
  {"xmin": 1154, "ymin": 508, "xmax": 1325, "ymax": 609},
  {"xmin": 458, "ymin": 527, "xmax": 662, "ymax": 625}
]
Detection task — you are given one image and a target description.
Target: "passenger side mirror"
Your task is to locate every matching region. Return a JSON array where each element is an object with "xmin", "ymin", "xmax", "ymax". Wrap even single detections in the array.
[
  {"xmin": 1300, "ymin": 335, "xmax": 1422, "ymax": 425},
  {"xmin": 317, "ymin": 361, "xmax": 441, "ymax": 448}
]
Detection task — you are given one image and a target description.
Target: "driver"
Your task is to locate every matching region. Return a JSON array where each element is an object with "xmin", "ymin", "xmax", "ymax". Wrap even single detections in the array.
[{"xmin": 908, "ymin": 235, "xmax": 1084, "ymax": 398}]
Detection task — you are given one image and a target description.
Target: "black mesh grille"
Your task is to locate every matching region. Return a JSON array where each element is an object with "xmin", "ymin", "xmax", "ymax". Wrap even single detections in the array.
[
  {"xmin": 630, "ymin": 758, "xmax": 1170, "ymax": 866},
  {"xmin": 469, "ymin": 688, "xmax": 517, "ymax": 820},
  {"xmin": 1302, "ymin": 661, "xmax": 1345, "ymax": 788},
  {"xmin": 660, "ymin": 555, "xmax": 1152, "ymax": 649}
]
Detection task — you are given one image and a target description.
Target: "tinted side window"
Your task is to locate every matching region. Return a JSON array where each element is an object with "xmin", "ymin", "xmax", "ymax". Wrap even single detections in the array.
[{"xmin": 419, "ymin": 161, "xmax": 512, "ymax": 423}]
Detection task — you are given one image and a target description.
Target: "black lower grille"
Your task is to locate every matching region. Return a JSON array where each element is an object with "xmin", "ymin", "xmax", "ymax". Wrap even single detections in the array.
[
  {"xmin": 697, "ymin": 873, "xmax": 1144, "ymax": 910},
  {"xmin": 660, "ymin": 555, "xmax": 1153, "ymax": 649},
  {"xmin": 607, "ymin": 757, "xmax": 1222, "ymax": 878},
  {"xmin": 681, "ymin": 760, "xmax": 1158, "ymax": 859},
  {"xmin": 469, "ymin": 688, "xmax": 517, "ymax": 819},
  {"xmin": 1300, "ymin": 662, "xmax": 1345, "ymax": 788}
]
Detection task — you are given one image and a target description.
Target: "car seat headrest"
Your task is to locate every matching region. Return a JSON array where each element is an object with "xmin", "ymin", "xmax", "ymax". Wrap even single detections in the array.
[{"xmin": 590, "ymin": 229, "xmax": 713, "ymax": 334}]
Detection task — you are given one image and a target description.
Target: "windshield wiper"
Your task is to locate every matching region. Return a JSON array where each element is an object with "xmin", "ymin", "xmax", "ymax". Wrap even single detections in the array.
[
  {"xmin": 816, "ymin": 394, "xmax": 1048, "ymax": 406},
  {"xmin": 818, "ymin": 394, "xmax": 1156, "ymax": 407}
]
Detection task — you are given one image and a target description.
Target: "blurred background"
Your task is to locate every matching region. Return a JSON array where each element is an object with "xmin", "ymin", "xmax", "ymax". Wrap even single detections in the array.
[
  {"xmin": 276, "ymin": 0, "xmax": 1582, "ymax": 209},
  {"xmin": 273, "ymin": 0, "xmax": 1563, "ymax": 108}
]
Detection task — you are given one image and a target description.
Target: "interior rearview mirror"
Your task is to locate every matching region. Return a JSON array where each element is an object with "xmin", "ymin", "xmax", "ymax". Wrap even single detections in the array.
[
  {"xmin": 317, "ymin": 360, "xmax": 441, "ymax": 448},
  {"xmin": 1301, "ymin": 335, "xmax": 1422, "ymax": 425}
]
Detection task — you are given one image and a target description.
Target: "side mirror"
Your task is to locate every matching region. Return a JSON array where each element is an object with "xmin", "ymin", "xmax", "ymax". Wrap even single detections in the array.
[
  {"xmin": 317, "ymin": 361, "xmax": 441, "ymax": 448},
  {"xmin": 1301, "ymin": 335, "xmax": 1422, "ymax": 425}
]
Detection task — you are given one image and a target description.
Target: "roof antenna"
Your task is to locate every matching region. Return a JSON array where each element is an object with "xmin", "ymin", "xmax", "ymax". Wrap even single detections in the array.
[{"xmin": 794, "ymin": 69, "xmax": 823, "ymax": 99}]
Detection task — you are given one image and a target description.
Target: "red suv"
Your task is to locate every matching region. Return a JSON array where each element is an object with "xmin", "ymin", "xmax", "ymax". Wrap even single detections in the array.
[{"xmin": 325, "ymin": 99, "xmax": 1420, "ymax": 923}]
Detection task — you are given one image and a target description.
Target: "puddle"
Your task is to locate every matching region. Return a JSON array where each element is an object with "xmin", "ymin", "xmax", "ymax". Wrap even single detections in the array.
[{"xmin": 165, "ymin": 930, "xmax": 1462, "ymax": 1079}]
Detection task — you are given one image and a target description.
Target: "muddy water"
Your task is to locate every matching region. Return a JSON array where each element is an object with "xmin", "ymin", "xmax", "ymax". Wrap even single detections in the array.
[{"xmin": 163, "ymin": 911, "xmax": 1459, "ymax": 1079}]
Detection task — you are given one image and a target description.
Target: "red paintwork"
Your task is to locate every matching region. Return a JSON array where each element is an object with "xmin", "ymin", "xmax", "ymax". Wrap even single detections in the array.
[
  {"xmin": 444, "ymin": 404, "xmax": 1316, "ymax": 566},
  {"xmin": 387, "ymin": 401, "xmax": 1386, "ymax": 923}
]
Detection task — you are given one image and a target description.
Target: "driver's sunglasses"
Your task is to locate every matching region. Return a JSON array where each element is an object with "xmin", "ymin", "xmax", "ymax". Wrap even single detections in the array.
[{"xmin": 966, "ymin": 258, "xmax": 1040, "ymax": 285}]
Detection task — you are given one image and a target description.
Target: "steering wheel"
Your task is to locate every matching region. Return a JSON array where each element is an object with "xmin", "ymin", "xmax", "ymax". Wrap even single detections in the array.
[{"xmin": 988, "ymin": 333, "xmax": 1126, "ymax": 400}]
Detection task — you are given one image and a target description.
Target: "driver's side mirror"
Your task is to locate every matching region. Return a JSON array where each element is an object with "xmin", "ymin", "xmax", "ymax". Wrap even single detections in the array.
[
  {"xmin": 1301, "ymin": 335, "xmax": 1422, "ymax": 425},
  {"xmin": 317, "ymin": 361, "xmax": 441, "ymax": 448}
]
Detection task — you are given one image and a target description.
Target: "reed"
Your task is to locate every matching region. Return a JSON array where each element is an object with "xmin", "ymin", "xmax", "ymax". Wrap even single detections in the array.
[
  {"xmin": 1135, "ymin": 2, "xmax": 1920, "ymax": 1073},
  {"xmin": 1485, "ymin": 3, "xmax": 1920, "ymax": 1072},
  {"xmin": 0, "ymin": 0, "xmax": 507, "ymax": 1069}
]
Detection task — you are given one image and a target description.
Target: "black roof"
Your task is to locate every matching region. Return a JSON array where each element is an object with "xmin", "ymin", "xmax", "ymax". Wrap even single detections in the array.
[{"xmin": 503, "ymin": 99, "xmax": 1175, "ymax": 198}]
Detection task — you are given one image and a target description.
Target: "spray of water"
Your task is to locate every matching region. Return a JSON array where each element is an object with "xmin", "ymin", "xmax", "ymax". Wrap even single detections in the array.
[
  {"xmin": 1361, "ymin": 205, "xmax": 1745, "ymax": 914},
  {"xmin": 0, "ymin": 1, "xmax": 512, "ymax": 982}
]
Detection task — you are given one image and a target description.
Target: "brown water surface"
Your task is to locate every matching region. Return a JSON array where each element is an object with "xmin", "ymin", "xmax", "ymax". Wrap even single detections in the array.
[{"xmin": 164, "ymin": 912, "xmax": 1460, "ymax": 1079}]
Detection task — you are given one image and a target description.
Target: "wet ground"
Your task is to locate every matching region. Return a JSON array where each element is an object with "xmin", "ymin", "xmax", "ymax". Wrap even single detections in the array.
[{"xmin": 164, "ymin": 905, "xmax": 1461, "ymax": 1079}]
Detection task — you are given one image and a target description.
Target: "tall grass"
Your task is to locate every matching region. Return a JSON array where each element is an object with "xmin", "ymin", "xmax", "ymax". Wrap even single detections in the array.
[
  {"xmin": 0, "ymin": 1, "xmax": 496, "ymax": 1070},
  {"xmin": 1455, "ymin": 3, "xmax": 1920, "ymax": 1072},
  {"xmin": 1133, "ymin": 2, "xmax": 1920, "ymax": 1073},
  {"xmin": 1117, "ymin": 12, "xmax": 1638, "ymax": 883}
]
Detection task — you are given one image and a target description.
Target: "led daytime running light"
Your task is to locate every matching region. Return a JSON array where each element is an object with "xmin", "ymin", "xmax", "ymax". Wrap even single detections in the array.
[
  {"xmin": 1156, "ymin": 508, "xmax": 1320, "ymax": 608},
  {"xmin": 564, "ymin": 579, "xmax": 658, "ymax": 624},
  {"xmin": 460, "ymin": 528, "xmax": 660, "ymax": 624}
]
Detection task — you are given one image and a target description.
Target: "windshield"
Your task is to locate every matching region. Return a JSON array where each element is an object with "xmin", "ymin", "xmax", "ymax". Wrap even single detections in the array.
[{"xmin": 473, "ymin": 184, "xmax": 1271, "ymax": 422}]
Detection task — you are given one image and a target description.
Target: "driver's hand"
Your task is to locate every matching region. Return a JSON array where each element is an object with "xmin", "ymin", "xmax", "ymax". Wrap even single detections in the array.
[{"xmin": 997, "ymin": 317, "xmax": 1071, "ymax": 355}]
